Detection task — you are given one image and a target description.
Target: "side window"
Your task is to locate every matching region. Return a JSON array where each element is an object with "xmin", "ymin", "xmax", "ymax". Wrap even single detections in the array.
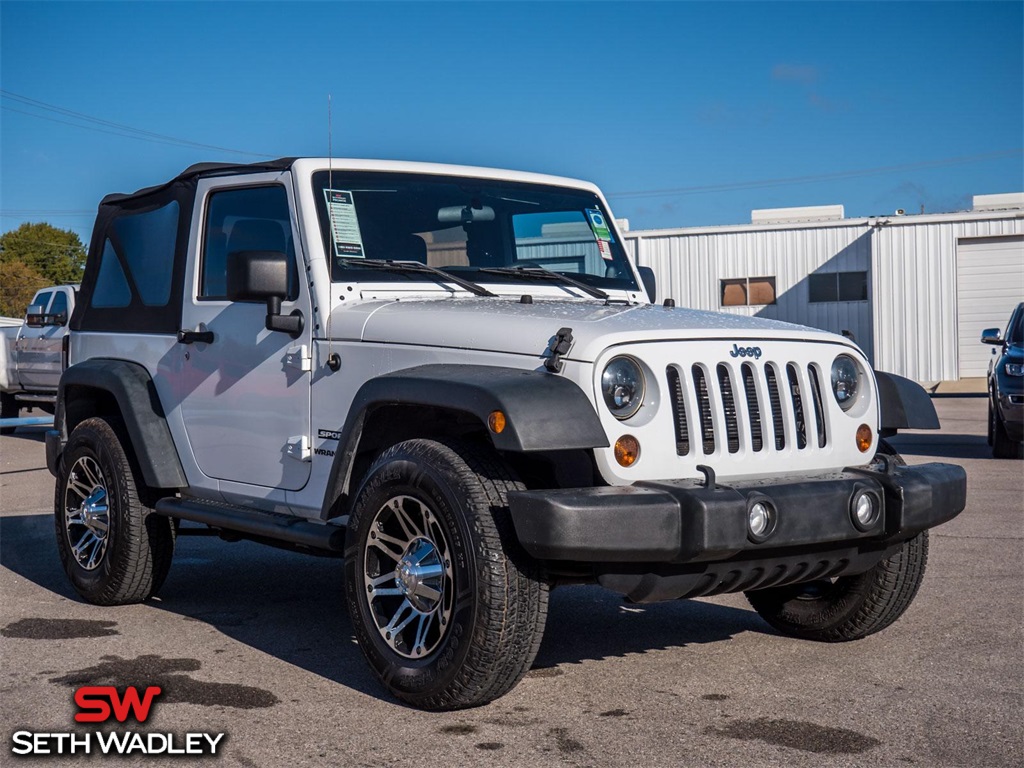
[
  {"xmin": 93, "ymin": 202, "xmax": 179, "ymax": 308},
  {"xmin": 112, "ymin": 202, "xmax": 178, "ymax": 305},
  {"xmin": 49, "ymin": 291, "xmax": 68, "ymax": 318},
  {"xmin": 28, "ymin": 291, "xmax": 53, "ymax": 315},
  {"xmin": 92, "ymin": 240, "xmax": 132, "ymax": 308},
  {"xmin": 201, "ymin": 186, "xmax": 298, "ymax": 300}
]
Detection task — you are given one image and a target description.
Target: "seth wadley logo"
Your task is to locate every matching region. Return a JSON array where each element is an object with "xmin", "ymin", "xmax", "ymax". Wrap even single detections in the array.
[{"xmin": 10, "ymin": 686, "xmax": 226, "ymax": 757}]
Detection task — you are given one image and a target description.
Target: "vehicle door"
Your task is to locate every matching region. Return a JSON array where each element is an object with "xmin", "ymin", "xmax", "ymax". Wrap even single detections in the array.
[
  {"xmin": 176, "ymin": 173, "xmax": 313, "ymax": 491},
  {"xmin": 16, "ymin": 289, "xmax": 62, "ymax": 391}
]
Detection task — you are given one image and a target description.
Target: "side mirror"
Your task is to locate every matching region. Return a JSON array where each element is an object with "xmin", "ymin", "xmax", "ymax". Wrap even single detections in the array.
[
  {"xmin": 25, "ymin": 304, "xmax": 47, "ymax": 327},
  {"xmin": 981, "ymin": 328, "xmax": 1003, "ymax": 345},
  {"xmin": 637, "ymin": 266, "xmax": 657, "ymax": 303},
  {"xmin": 226, "ymin": 250, "xmax": 303, "ymax": 338}
]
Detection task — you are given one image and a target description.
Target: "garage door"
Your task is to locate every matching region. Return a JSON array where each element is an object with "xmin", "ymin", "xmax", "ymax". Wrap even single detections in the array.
[{"xmin": 957, "ymin": 235, "xmax": 1024, "ymax": 377}]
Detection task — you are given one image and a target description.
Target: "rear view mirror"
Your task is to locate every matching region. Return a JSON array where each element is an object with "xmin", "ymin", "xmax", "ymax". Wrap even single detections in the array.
[
  {"xmin": 981, "ymin": 328, "xmax": 1003, "ymax": 345},
  {"xmin": 438, "ymin": 205, "xmax": 495, "ymax": 224},
  {"xmin": 226, "ymin": 250, "xmax": 302, "ymax": 338}
]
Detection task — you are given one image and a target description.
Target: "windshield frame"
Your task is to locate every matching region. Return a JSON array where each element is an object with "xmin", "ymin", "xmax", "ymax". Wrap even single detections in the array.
[{"xmin": 310, "ymin": 170, "xmax": 639, "ymax": 293}]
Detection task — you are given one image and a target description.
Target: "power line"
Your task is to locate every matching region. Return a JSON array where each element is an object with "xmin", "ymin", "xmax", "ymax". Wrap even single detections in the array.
[
  {"xmin": 608, "ymin": 149, "xmax": 1024, "ymax": 199},
  {"xmin": 1, "ymin": 90, "xmax": 275, "ymax": 158}
]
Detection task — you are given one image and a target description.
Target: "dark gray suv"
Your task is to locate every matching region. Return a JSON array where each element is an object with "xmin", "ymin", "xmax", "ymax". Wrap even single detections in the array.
[{"xmin": 982, "ymin": 302, "xmax": 1024, "ymax": 459}]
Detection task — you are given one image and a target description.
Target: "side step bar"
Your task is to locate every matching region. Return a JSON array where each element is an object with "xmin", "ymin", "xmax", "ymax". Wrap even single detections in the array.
[{"xmin": 154, "ymin": 497, "xmax": 345, "ymax": 552}]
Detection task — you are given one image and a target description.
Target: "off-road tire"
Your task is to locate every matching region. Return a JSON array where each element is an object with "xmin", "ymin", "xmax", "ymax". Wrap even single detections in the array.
[
  {"xmin": 55, "ymin": 417, "xmax": 175, "ymax": 605},
  {"xmin": 745, "ymin": 531, "xmax": 929, "ymax": 642},
  {"xmin": 1, "ymin": 392, "xmax": 19, "ymax": 435},
  {"xmin": 344, "ymin": 438, "xmax": 548, "ymax": 710}
]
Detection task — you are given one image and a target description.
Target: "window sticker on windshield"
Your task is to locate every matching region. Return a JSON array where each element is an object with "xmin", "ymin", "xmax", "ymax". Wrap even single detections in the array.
[
  {"xmin": 585, "ymin": 208, "xmax": 613, "ymax": 242},
  {"xmin": 324, "ymin": 189, "xmax": 365, "ymax": 258}
]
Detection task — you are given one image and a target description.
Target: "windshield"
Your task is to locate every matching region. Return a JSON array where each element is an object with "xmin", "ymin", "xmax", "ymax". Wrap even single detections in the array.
[
  {"xmin": 312, "ymin": 171, "xmax": 638, "ymax": 292},
  {"xmin": 1008, "ymin": 304, "xmax": 1024, "ymax": 345}
]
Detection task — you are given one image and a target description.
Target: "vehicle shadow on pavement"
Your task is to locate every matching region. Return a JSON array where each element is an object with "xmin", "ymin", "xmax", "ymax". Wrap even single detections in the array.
[
  {"xmin": 2, "ymin": 513, "xmax": 768, "ymax": 705},
  {"xmin": 888, "ymin": 433, "xmax": 992, "ymax": 461}
]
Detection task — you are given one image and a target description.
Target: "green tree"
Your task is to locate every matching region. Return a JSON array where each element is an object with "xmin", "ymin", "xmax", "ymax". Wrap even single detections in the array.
[
  {"xmin": 0, "ymin": 222, "xmax": 86, "ymax": 285},
  {"xmin": 0, "ymin": 258, "xmax": 49, "ymax": 317}
]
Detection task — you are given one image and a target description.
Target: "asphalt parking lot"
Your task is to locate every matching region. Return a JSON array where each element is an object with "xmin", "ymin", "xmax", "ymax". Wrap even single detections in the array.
[{"xmin": 1, "ymin": 396, "xmax": 1021, "ymax": 767}]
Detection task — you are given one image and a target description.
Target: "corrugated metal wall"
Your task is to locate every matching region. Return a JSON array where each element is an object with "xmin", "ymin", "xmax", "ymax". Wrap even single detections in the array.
[
  {"xmin": 625, "ymin": 212, "xmax": 1024, "ymax": 382},
  {"xmin": 627, "ymin": 224, "xmax": 876, "ymax": 360},
  {"xmin": 872, "ymin": 218, "xmax": 1024, "ymax": 381}
]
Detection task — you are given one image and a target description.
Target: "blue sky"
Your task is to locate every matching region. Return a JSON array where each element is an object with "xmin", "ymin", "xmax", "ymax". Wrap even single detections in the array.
[{"xmin": 2, "ymin": 1, "xmax": 1021, "ymax": 243}]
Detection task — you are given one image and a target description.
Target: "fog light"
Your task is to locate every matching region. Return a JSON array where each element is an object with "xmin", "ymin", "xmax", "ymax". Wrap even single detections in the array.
[
  {"xmin": 488, "ymin": 410, "xmax": 506, "ymax": 434},
  {"xmin": 856, "ymin": 424, "xmax": 873, "ymax": 453},
  {"xmin": 747, "ymin": 499, "xmax": 776, "ymax": 542},
  {"xmin": 614, "ymin": 435, "xmax": 640, "ymax": 467},
  {"xmin": 850, "ymin": 490, "xmax": 880, "ymax": 531}
]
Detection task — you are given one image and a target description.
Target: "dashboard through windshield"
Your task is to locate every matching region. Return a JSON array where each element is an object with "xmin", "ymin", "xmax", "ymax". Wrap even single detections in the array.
[{"xmin": 311, "ymin": 171, "xmax": 638, "ymax": 292}]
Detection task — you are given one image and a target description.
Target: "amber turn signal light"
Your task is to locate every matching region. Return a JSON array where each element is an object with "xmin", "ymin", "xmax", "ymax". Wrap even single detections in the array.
[
  {"xmin": 488, "ymin": 410, "xmax": 506, "ymax": 434},
  {"xmin": 614, "ymin": 435, "xmax": 640, "ymax": 467},
  {"xmin": 856, "ymin": 424, "xmax": 873, "ymax": 453}
]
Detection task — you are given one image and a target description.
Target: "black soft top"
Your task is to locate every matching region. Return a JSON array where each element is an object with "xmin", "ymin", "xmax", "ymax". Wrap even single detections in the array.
[
  {"xmin": 99, "ymin": 157, "xmax": 296, "ymax": 206},
  {"xmin": 74, "ymin": 158, "xmax": 296, "ymax": 335}
]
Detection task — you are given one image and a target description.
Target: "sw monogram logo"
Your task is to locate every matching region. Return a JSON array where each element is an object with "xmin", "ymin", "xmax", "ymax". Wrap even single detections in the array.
[{"xmin": 729, "ymin": 344, "xmax": 762, "ymax": 359}]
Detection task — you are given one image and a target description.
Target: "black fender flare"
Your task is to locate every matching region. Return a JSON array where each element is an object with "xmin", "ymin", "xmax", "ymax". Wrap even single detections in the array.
[
  {"xmin": 320, "ymin": 364, "xmax": 609, "ymax": 518},
  {"xmin": 874, "ymin": 370, "xmax": 940, "ymax": 434},
  {"xmin": 50, "ymin": 359, "xmax": 187, "ymax": 488}
]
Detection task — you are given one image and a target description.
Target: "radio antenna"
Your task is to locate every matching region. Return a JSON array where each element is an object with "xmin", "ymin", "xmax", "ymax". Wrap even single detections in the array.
[{"xmin": 325, "ymin": 94, "xmax": 339, "ymax": 371}]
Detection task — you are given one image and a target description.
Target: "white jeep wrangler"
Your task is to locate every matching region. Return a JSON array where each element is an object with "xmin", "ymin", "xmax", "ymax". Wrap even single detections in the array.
[{"xmin": 47, "ymin": 159, "xmax": 966, "ymax": 710}]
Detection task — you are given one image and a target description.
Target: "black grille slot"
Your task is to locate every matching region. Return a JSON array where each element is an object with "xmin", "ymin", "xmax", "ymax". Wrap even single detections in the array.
[
  {"xmin": 717, "ymin": 365, "xmax": 740, "ymax": 453},
  {"xmin": 667, "ymin": 366, "xmax": 690, "ymax": 455},
  {"xmin": 742, "ymin": 363, "xmax": 763, "ymax": 452},
  {"xmin": 787, "ymin": 364, "xmax": 808, "ymax": 449},
  {"xmin": 764, "ymin": 364, "xmax": 785, "ymax": 450},
  {"xmin": 808, "ymin": 366, "xmax": 828, "ymax": 448},
  {"xmin": 692, "ymin": 365, "xmax": 715, "ymax": 454}
]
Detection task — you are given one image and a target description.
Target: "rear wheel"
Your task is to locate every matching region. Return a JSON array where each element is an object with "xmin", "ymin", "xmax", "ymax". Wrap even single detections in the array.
[
  {"xmin": 344, "ymin": 438, "xmax": 548, "ymax": 710},
  {"xmin": 55, "ymin": 417, "xmax": 175, "ymax": 605},
  {"xmin": 745, "ymin": 531, "xmax": 929, "ymax": 642}
]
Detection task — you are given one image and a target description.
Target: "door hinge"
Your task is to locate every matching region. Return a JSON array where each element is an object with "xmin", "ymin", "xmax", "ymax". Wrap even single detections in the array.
[
  {"xmin": 284, "ymin": 345, "xmax": 312, "ymax": 372},
  {"xmin": 285, "ymin": 435, "xmax": 311, "ymax": 462}
]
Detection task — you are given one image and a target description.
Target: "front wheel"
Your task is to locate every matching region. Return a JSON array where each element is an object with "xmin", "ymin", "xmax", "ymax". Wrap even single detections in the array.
[
  {"xmin": 992, "ymin": 405, "xmax": 1023, "ymax": 459},
  {"xmin": 344, "ymin": 438, "xmax": 548, "ymax": 710},
  {"xmin": 745, "ymin": 532, "xmax": 929, "ymax": 642}
]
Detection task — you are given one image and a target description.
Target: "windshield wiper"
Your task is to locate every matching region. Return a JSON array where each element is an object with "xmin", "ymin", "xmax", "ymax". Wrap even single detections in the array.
[
  {"xmin": 473, "ymin": 265, "xmax": 610, "ymax": 301},
  {"xmin": 336, "ymin": 258, "xmax": 497, "ymax": 298}
]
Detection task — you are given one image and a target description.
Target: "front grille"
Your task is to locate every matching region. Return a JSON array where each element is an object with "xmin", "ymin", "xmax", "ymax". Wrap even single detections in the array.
[
  {"xmin": 692, "ymin": 365, "xmax": 716, "ymax": 454},
  {"xmin": 667, "ymin": 360, "xmax": 829, "ymax": 457}
]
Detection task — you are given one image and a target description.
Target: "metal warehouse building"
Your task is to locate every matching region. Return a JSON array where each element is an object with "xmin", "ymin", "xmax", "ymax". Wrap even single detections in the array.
[{"xmin": 622, "ymin": 193, "xmax": 1024, "ymax": 384}]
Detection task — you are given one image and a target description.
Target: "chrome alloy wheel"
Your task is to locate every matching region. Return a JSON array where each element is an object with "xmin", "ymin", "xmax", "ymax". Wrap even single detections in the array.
[
  {"xmin": 64, "ymin": 456, "xmax": 110, "ymax": 571},
  {"xmin": 363, "ymin": 495, "xmax": 454, "ymax": 659}
]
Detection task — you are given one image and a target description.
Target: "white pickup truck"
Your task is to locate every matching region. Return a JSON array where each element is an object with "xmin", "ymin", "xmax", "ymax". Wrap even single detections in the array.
[{"xmin": 0, "ymin": 285, "xmax": 76, "ymax": 432}]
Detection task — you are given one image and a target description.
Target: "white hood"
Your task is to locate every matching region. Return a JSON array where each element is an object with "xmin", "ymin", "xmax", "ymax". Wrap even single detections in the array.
[{"xmin": 328, "ymin": 298, "xmax": 854, "ymax": 362}]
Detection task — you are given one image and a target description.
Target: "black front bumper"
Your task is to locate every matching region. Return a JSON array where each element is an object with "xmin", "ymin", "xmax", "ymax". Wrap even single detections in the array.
[{"xmin": 508, "ymin": 461, "xmax": 967, "ymax": 565}]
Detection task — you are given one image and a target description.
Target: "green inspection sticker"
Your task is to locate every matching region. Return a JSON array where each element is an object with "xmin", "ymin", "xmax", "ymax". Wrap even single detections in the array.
[{"xmin": 585, "ymin": 208, "xmax": 613, "ymax": 242}]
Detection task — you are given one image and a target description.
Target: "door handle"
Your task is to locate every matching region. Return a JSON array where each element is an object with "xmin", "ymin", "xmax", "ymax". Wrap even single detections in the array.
[{"xmin": 177, "ymin": 329, "xmax": 215, "ymax": 345}]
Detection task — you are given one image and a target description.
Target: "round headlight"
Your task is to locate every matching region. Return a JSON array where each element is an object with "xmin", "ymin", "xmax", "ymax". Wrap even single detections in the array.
[
  {"xmin": 602, "ymin": 356, "xmax": 645, "ymax": 419},
  {"xmin": 831, "ymin": 355, "xmax": 861, "ymax": 411}
]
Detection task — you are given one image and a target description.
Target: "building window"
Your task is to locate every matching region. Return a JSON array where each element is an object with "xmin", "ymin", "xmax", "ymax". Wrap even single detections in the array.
[
  {"xmin": 808, "ymin": 271, "xmax": 868, "ymax": 303},
  {"xmin": 721, "ymin": 276, "xmax": 776, "ymax": 307}
]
